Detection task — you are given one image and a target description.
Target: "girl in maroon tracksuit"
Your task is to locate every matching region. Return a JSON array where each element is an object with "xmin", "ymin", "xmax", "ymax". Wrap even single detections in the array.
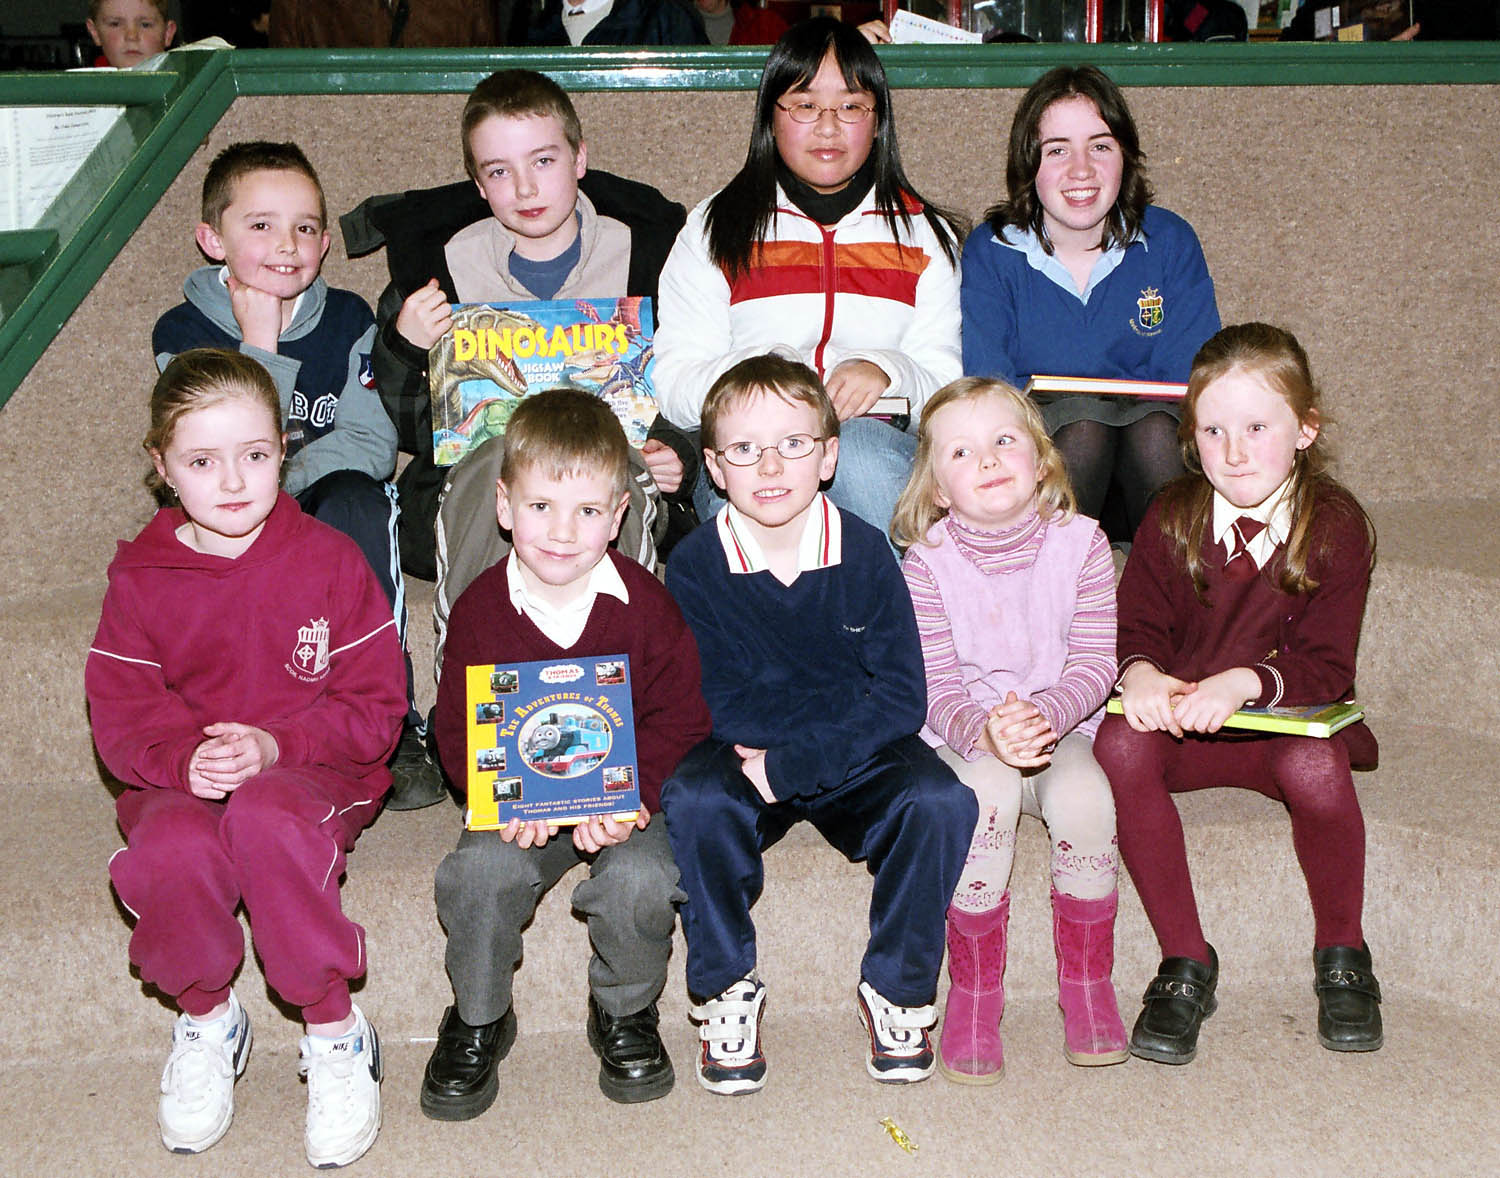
[
  {"xmin": 1094, "ymin": 323, "xmax": 1382, "ymax": 1066},
  {"xmin": 86, "ymin": 350, "xmax": 404, "ymax": 1167}
]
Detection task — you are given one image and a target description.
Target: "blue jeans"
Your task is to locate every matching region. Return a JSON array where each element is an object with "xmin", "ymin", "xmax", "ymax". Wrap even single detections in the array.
[{"xmin": 693, "ymin": 417, "xmax": 916, "ymax": 540}]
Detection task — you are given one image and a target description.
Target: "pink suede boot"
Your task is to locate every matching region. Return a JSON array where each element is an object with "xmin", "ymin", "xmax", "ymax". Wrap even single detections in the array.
[
  {"xmin": 938, "ymin": 895, "xmax": 1008, "ymax": 1085},
  {"xmin": 1052, "ymin": 888, "xmax": 1129, "ymax": 1066}
]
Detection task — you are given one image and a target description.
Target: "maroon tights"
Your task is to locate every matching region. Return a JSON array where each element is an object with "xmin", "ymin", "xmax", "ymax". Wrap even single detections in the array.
[{"xmin": 1093, "ymin": 714, "xmax": 1365, "ymax": 963}]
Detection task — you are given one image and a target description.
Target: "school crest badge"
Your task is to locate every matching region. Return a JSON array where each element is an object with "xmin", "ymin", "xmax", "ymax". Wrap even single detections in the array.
[
  {"xmin": 1137, "ymin": 287, "xmax": 1164, "ymax": 330},
  {"xmin": 290, "ymin": 617, "xmax": 330, "ymax": 681}
]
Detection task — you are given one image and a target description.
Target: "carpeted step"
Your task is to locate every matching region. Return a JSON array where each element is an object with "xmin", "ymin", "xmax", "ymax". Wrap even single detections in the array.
[
  {"xmin": 0, "ymin": 578, "xmax": 440, "ymax": 785},
  {"xmin": 5, "ymin": 519, "xmax": 1495, "ymax": 785},
  {"xmin": 3, "ymin": 719, "xmax": 1490, "ymax": 1066},
  {"xmin": 7, "ymin": 995, "xmax": 1493, "ymax": 1178}
]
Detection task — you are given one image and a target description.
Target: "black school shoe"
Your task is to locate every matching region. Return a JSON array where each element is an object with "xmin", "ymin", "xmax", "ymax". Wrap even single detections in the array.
[
  {"xmin": 420, "ymin": 1005, "xmax": 518, "ymax": 1121},
  {"xmin": 386, "ymin": 725, "xmax": 448, "ymax": 810},
  {"xmin": 587, "ymin": 995, "xmax": 675, "ymax": 1103},
  {"xmin": 1130, "ymin": 944, "xmax": 1219, "ymax": 1065},
  {"xmin": 1314, "ymin": 943, "xmax": 1384, "ymax": 1052}
]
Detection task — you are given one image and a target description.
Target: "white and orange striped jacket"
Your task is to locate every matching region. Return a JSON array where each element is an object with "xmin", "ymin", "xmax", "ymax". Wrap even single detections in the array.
[{"xmin": 653, "ymin": 186, "xmax": 961, "ymax": 430}]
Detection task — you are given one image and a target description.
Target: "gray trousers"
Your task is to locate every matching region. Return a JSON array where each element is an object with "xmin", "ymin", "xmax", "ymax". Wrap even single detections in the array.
[{"xmin": 434, "ymin": 818, "xmax": 684, "ymax": 1025}]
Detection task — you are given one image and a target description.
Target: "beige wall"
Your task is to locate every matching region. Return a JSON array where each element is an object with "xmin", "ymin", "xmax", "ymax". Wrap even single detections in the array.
[{"xmin": 5, "ymin": 84, "xmax": 1494, "ymax": 594}]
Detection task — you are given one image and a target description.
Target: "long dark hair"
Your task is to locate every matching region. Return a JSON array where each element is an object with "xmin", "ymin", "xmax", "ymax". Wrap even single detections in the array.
[
  {"xmin": 705, "ymin": 18, "xmax": 962, "ymax": 280},
  {"xmin": 986, "ymin": 65, "xmax": 1151, "ymax": 255}
]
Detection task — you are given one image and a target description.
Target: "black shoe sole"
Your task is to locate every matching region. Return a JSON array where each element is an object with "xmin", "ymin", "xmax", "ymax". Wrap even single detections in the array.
[
  {"xmin": 587, "ymin": 1016, "xmax": 675, "ymax": 1104},
  {"xmin": 1318, "ymin": 1031, "xmax": 1384, "ymax": 1052},
  {"xmin": 596, "ymin": 1059, "xmax": 676, "ymax": 1104},
  {"xmin": 1130, "ymin": 1040, "xmax": 1198, "ymax": 1065},
  {"xmin": 383, "ymin": 781, "xmax": 449, "ymax": 811},
  {"xmin": 420, "ymin": 1069, "xmax": 499, "ymax": 1121}
]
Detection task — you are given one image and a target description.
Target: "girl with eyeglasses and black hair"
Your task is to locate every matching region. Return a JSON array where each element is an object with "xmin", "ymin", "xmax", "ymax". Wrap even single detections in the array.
[{"xmin": 653, "ymin": 16, "xmax": 965, "ymax": 536}]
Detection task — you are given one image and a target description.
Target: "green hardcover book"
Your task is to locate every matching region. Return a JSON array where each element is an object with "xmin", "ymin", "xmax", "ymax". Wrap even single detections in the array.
[{"xmin": 1104, "ymin": 698, "xmax": 1364, "ymax": 738}]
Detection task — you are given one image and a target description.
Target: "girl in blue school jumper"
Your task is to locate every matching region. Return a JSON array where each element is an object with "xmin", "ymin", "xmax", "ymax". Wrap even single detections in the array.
[{"xmin": 961, "ymin": 65, "xmax": 1221, "ymax": 539}]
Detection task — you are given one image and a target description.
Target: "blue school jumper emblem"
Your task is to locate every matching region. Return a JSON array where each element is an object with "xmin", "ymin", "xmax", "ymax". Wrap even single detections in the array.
[{"xmin": 1137, "ymin": 287, "xmax": 1164, "ymax": 330}]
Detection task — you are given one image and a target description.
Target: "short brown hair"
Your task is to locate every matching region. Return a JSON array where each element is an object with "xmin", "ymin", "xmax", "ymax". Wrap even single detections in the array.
[
  {"xmin": 145, "ymin": 349, "xmax": 283, "ymax": 503},
  {"xmin": 499, "ymin": 389, "xmax": 631, "ymax": 499},
  {"xmin": 89, "ymin": 0, "xmax": 170, "ymax": 20},
  {"xmin": 200, "ymin": 141, "xmax": 326, "ymax": 230},
  {"xmin": 461, "ymin": 70, "xmax": 583, "ymax": 180},
  {"xmin": 700, "ymin": 354, "xmax": 840, "ymax": 453}
]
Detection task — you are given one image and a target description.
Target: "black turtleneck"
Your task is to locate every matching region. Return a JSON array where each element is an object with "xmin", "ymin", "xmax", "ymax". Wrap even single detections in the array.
[{"xmin": 776, "ymin": 155, "xmax": 878, "ymax": 226}]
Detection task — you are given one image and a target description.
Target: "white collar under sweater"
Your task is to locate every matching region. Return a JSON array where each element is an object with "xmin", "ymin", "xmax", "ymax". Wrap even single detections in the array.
[
  {"xmin": 1211, "ymin": 474, "xmax": 1295, "ymax": 570},
  {"xmin": 714, "ymin": 493, "xmax": 843, "ymax": 576},
  {"xmin": 505, "ymin": 551, "xmax": 630, "ymax": 649}
]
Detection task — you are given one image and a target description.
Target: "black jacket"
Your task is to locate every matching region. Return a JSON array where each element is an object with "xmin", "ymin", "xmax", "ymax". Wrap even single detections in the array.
[{"xmin": 340, "ymin": 170, "xmax": 694, "ymax": 580}]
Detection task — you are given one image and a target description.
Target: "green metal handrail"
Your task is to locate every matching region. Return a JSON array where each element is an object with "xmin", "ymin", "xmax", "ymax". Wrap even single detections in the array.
[{"xmin": 2, "ymin": 39, "xmax": 1500, "ymax": 408}]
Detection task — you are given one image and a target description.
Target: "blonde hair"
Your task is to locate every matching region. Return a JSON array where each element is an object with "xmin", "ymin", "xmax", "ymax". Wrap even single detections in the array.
[
  {"xmin": 1158, "ymin": 321, "xmax": 1372, "ymax": 597},
  {"xmin": 145, "ymin": 349, "xmax": 283, "ymax": 503},
  {"xmin": 700, "ymin": 354, "xmax": 840, "ymax": 453},
  {"xmin": 499, "ymin": 388, "xmax": 630, "ymax": 498},
  {"xmin": 891, "ymin": 377, "xmax": 1074, "ymax": 550}
]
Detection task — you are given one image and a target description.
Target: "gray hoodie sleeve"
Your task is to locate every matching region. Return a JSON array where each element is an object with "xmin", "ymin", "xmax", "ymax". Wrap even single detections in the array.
[{"xmin": 281, "ymin": 321, "xmax": 398, "ymax": 494}]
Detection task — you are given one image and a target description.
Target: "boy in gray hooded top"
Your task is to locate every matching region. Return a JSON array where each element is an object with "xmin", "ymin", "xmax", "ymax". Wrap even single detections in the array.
[{"xmin": 152, "ymin": 140, "xmax": 443, "ymax": 810}]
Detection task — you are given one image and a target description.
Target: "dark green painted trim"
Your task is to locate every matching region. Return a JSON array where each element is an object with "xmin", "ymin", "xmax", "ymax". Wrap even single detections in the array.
[
  {"xmin": 0, "ymin": 229, "xmax": 58, "ymax": 267},
  {"xmin": 0, "ymin": 52, "xmax": 236, "ymax": 409},
  {"xmin": 223, "ymin": 40, "xmax": 1500, "ymax": 94},
  {"xmin": 4, "ymin": 39, "xmax": 1500, "ymax": 408},
  {"xmin": 0, "ymin": 71, "xmax": 177, "ymax": 107}
]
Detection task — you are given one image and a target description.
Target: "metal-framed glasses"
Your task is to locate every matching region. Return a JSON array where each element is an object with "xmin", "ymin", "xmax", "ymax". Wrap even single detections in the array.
[
  {"xmin": 714, "ymin": 434, "xmax": 826, "ymax": 466},
  {"xmin": 774, "ymin": 99, "xmax": 876, "ymax": 125}
]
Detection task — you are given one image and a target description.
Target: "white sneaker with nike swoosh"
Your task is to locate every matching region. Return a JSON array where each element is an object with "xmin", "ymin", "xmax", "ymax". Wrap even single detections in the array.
[
  {"xmin": 158, "ymin": 991, "xmax": 253, "ymax": 1154},
  {"xmin": 298, "ymin": 1004, "xmax": 382, "ymax": 1168}
]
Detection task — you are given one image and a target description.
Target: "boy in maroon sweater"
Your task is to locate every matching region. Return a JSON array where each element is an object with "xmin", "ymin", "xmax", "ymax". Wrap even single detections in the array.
[{"xmin": 426, "ymin": 390, "xmax": 711, "ymax": 1117}]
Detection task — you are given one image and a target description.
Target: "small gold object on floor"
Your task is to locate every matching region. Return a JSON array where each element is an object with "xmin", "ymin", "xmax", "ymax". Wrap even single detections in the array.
[{"xmin": 879, "ymin": 1116, "xmax": 917, "ymax": 1155}]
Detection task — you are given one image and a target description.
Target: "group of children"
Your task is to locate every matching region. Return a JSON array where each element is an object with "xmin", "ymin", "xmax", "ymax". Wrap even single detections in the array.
[{"xmin": 84, "ymin": 16, "xmax": 1383, "ymax": 1170}]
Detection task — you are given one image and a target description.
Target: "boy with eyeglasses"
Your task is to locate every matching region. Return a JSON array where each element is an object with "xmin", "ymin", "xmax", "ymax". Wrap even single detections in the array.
[{"xmin": 660, "ymin": 353, "xmax": 975, "ymax": 1095}]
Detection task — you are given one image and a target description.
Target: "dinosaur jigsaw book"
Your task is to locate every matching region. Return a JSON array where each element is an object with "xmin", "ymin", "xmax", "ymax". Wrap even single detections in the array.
[{"xmin": 429, "ymin": 296, "xmax": 657, "ymax": 467}]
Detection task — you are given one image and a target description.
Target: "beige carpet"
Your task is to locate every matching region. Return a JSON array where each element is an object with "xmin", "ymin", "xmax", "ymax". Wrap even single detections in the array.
[{"xmin": 2, "ymin": 81, "xmax": 1498, "ymax": 1178}]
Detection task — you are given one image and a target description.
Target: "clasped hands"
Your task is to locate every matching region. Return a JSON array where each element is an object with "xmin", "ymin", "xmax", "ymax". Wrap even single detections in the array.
[{"xmin": 1117, "ymin": 662, "xmax": 1260, "ymax": 737}]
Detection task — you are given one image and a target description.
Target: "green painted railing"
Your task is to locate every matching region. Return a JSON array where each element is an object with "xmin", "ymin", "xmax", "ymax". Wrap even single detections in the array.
[{"xmin": 3, "ymin": 39, "xmax": 1500, "ymax": 408}]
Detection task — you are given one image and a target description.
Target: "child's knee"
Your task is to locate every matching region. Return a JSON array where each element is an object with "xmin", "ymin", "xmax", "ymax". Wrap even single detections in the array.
[
  {"xmin": 1269, "ymin": 737, "xmax": 1358, "ymax": 812},
  {"xmin": 660, "ymin": 739, "xmax": 744, "ymax": 821},
  {"xmin": 1092, "ymin": 715, "xmax": 1169, "ymax": 788},
  {"xmin": 903, "ymin": 754, "xmax": 979, "ymax": 833},
  {"xmin": 435, "ymin": 834, "xmax": 541, "ymax": 915},
  {"xmin": 578, "ymin": 838, "xmax": 681, "ymax": 937},
  {"xmin": 122, "ymin": 791, "xmax": 218, "ymax": 852}
]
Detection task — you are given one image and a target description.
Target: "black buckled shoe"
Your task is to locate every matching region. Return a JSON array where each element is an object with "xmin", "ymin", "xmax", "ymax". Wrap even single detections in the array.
[
  {"xmin": 420, "ymin": 1005, "xmax": 518, "ymax": 1121},
  {"xmin": 1314, "ymin": 943, "xmax": 1383, "ymax": 1052},
  {"xmin": 1130, "ymin": 944, "xmax": 1219, "ymax": 1065},
  {"xmin": 586, "ymin": 996, "xmax": 674, "ymax": 1104}
]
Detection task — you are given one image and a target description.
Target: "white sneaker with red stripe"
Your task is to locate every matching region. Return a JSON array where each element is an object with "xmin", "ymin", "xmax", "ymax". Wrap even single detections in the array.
[{"xmin": 857, "ymin": 979, "xmax": 936, "ymax": 1083}]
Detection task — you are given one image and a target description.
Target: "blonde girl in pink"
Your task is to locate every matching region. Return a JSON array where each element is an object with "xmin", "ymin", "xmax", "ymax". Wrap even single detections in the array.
[{"xmin": 892, "ymin": 378, "xmax": 1125, "ymax": 1082}]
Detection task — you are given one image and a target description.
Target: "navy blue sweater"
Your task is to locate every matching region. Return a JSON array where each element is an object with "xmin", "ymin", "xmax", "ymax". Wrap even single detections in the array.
[{"xmin": 666, "ymin": 508, "xmax": 927, "ymax": 799}]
